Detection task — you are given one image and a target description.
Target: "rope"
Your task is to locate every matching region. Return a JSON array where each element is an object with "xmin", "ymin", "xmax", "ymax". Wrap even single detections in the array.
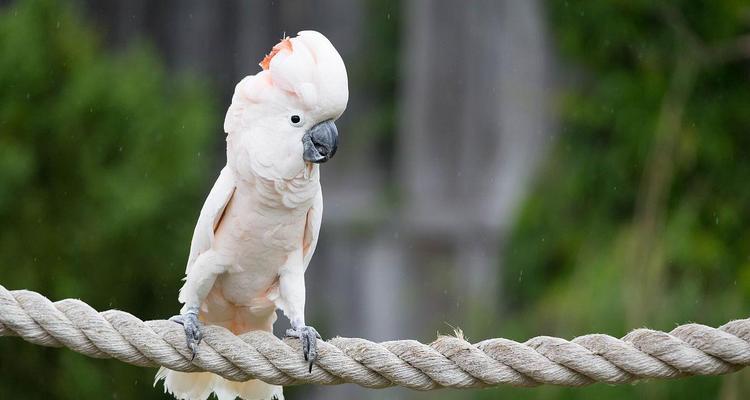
[{"xmin": 1, "ymin": 284, "xmax": 748, "ymax": 389}]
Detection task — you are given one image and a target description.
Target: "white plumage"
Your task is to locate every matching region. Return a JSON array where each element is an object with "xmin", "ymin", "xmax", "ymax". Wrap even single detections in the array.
[{"xmin": 155, "ymin": 30, "xmax": 348, "ymax": 400}]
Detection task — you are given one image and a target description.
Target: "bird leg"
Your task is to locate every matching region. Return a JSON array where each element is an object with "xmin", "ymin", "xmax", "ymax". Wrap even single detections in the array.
[
  {"xmin": 276, "ymin": 255, "xmax": 320, "ymax": 373},
  {"xmin": 285, "ymin": 325, "xmax": 321, "ymax": 373},
  {"xmin": 169, "ymin": 306, "xmax": 203, "ymax": 360},
  {"xmin": 172, "ymin": 250, "xmax": 224, "ymax": 360}
]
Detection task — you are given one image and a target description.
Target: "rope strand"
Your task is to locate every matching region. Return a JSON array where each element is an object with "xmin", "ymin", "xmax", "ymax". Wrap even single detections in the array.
[{"xmin": 1, "ymin": 285, "xmax": 748, "ymax": 389}]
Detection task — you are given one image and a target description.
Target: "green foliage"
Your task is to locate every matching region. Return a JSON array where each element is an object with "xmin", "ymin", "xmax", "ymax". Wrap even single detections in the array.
[
  {"xmin": 0, "ymin": 0, "xmax": 217, "ymax": 398},
  {"xmin": 500, "ymin": 1, "xmax": 750, "ymax": 398}
]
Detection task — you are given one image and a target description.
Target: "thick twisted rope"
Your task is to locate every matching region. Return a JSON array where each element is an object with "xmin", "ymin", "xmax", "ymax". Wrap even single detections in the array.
[{"xmin": 0, "ymin": 285, "xmax": 748, "ymax": 389}]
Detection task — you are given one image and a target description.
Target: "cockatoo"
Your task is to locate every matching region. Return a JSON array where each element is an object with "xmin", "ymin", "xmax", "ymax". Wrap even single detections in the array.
[{"xmin": 155, "ymin": 31, "xmax": 348, "ymax": 400}]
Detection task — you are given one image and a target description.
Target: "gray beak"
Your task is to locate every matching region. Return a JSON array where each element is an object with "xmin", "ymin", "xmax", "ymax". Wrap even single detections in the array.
[{"xmin": 302, "ymin": 120, "xmax": 338, "ymax": 163}]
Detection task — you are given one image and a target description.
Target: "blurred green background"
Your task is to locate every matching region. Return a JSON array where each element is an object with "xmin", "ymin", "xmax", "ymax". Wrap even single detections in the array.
[{"xmin": 0, "ymin": 0, "xmax": 748, "ymax": 399}]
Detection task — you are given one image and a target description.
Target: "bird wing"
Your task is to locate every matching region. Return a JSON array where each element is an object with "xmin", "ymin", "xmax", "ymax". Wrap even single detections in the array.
[
  {"xmin": 302, "ymin": 189, "xmax": 323, "ymax": 272},
  {"xmin": 185, "ymin": 166, "xmax": 236, "ymax": 274}
]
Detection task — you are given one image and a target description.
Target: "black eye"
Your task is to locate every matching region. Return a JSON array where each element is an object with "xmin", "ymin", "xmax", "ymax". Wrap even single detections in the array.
[{"xmin": 289, "ymin": 113, "xmax": 304, "ymax": 127}]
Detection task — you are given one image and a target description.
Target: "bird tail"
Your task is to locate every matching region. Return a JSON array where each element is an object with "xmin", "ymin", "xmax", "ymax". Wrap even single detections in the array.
[
  {"xmin": 156, "ymin": 293, "xmax": 282, "ymax": 400},
  {"xmin": 155, "ymin": 369, "xmax": 282, "ymax": 400}
]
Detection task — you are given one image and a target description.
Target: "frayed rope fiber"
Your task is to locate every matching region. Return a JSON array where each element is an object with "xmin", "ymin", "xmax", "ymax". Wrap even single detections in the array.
[{"xmin": 1, "ymin": 284, "xmax": 749, "ymax": 389}]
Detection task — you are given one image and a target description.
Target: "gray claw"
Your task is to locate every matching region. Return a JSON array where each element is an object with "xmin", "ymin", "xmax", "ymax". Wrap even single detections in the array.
[
  {"xmin": 170, "ymin": 307, "xmax": 203, "ymax": 361},
  {"xmin": 286, "ymin": 325, "xmax": 321, "ymax": 373}
]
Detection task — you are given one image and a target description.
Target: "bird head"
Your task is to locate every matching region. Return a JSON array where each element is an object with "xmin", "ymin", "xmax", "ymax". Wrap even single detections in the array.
[{"xmin": 224, "ymin": 31, "xmax": 349, "ymax": 180}]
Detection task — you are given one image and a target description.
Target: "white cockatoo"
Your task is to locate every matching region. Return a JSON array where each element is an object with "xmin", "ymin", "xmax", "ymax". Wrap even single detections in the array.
[{"xmin": 155, "ymin": 31, "xmax": 348, "ymax": 400}]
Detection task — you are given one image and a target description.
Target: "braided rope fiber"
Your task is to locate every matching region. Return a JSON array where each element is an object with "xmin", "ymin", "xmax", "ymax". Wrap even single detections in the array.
[{"xmin": 1, "ymin": 284, "xmax": 748, "ymax": 389}]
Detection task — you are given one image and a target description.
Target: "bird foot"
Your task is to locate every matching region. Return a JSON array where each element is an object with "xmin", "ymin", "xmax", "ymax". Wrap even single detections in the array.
[
  {"xmin": 286, "ymin": 325, "xmax": 321, "ymax": 373},
  {"xmin": 169, "ymin": 307, "xmax": 203, "ymax": 360}
]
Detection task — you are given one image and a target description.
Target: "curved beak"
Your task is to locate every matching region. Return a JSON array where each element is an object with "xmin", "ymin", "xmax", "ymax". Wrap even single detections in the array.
[{"xmin": 302, "ymin": 120, "xmax": 338, "ymax": 163}]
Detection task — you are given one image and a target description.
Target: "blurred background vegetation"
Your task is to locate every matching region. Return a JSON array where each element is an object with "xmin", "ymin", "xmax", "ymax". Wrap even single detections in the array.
[
  {"xmin": 0, "ymin": 0, "xmax": 216, "ymax": 397},
  {"xmin": 0, "ymin": 0, "xmax": 748, "ymax": 399}
]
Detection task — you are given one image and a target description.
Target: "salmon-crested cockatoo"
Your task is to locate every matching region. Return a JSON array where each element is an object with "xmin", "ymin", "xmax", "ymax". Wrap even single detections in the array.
[{"xmin": 155, "ymin": 31, "xmax": 348, "ymax": 400}]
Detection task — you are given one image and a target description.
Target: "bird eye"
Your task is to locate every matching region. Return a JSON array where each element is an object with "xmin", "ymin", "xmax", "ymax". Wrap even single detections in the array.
[{"xmin": 290, "ymin": 114, "xmax": 303, "ymax": 127}]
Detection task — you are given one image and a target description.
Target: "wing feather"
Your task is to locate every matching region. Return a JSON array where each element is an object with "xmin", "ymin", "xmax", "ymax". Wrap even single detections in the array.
[
  {"xmin": 302, "ymin": 189, "xmax": 323, "ymax": 272},
  {"xmin": 185, "ymin": 166, "xmax": 236, "ymax": 274}
]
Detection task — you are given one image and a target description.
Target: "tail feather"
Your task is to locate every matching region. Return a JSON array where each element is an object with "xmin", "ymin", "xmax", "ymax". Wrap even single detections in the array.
[
  {"xmin": 215, "ymin": 379, "xmax": 283, "ymax": 400},
  {"xmin": 155, "ymin": 369, "xmax": 218, "ymax": 400},
  {"xmin": 155, "ymin": 368, "xmax": 283, "ymax": 400}
]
